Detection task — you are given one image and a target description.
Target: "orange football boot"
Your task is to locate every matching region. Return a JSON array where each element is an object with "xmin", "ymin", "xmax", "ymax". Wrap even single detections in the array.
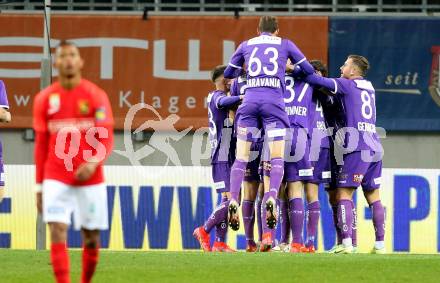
[
  {"xmin": 212, "ymin": 242, "xmax": 236, "ymax": 252},
  {"xmin": 290, "ymin": 242, "xmax": 307, "ymax": 253},
  {"xmin": 259, "ymin": 232, "xmax": 273, "ymax": 252},
  {"xmin": 193, "ymin": 227, "xmax": 211, "ymax": 252}
]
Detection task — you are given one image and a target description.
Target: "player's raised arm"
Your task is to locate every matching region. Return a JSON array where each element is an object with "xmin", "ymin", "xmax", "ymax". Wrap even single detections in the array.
[
  {"xmin": 224, "ymin": 43, "xmax": 245, "ymax": 79},
  {"xmin": 0, "ymin": 81, "xmax": 11, "ymax": 123},
  {"xmin": 285, "ymin": 40, "xmax": 314, "ymax": 75},
  {"xmin": 304, "ymin": 73, "xmax": 338, "ymax": 95}
]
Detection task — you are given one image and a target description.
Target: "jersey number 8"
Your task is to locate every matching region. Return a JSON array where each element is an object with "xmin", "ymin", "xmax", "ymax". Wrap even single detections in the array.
[{"xmin": 361, "ymin": 90, "xmax": 374, "ymax": 120}]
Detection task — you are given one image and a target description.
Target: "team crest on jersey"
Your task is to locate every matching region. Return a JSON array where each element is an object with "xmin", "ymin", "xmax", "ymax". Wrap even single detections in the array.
[
  {"xmin": 78, "ymin": 100, "xmax": 90, "ymax": 115},
  {"xmin": 48, "ymin": 93, "xmax": 60, "ymax": 115},
  {"xmin": 429, "ymin": 46, "xmax": 440, "ymax": 107},
  {"xmin": 353, "ymin": 174, "xmax": 364, "ymax": 183},
  {"xmin": 95, "ymin": 107, "xmax": 106, "ymax": 121}
]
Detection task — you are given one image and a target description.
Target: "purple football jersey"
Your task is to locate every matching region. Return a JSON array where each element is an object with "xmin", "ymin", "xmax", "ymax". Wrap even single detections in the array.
[
  {"xmin": 283, "ymin": 75, "xmax": 314, "ymax": 131},
  {"xmin": 225, "ymin": 33, "xmax": 314, "ymax": 97},
  {"xmin": 230, "ymin": 75, "xmax": 247, "ymax": 97},
  {"xmin": 305, "ymin": 74, "xmax": 382, "ymax": 152},
  {"xmin": 310, "ymin": 96, "xmax": 330, "ymax": 149},
  {"xmin": 0, "ymin": 80, "xmax": 9, "ymax": 109},
  {"xmin": 207, "ymin": 90, "xmax": 234, "ymax": 164},
  {"xmin": 0, "ymin": 80, "xmax": 9, "ymax": 160},
  {"xmin": 333, "ymin": 78, "xmax": 381, "ymax": 152}
]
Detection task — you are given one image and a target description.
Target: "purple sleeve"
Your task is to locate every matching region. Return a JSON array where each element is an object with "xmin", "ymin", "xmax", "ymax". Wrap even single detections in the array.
[
  {"xmin": 285, "ymin": 40, "xmax": 314, "ymax": 75},
  {"xmin": 0, "ymin": 81, "xmax": 9, "ymax": 109},
  {"xmin": 305, "ymin": 74, "xmax": 338, "ymax": 94},
  {"xmin": 224, "ymin": 43, "xmax": 245, "ymax": 79},
  {"xmin": 216, "ymin": 95, "xmax": 241, "ymax": 109},
  {"xmin": 333, "ymin": 78, "xmax": 352, "ymax": 95},
  {"xmin": 230, "ymin": 79, "xmax": 239, "ymax": 97}
]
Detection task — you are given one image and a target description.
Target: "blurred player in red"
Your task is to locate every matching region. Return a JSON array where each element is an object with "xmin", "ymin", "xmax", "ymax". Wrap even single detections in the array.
[{"xmin": 33, "ymin": 41, "xmax": 114, "ymax": 283}]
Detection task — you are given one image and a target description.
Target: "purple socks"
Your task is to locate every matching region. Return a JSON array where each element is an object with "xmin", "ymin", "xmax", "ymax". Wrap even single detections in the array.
[
  {"xmin": 229, "ymin": 159, "xmax": 247, "ymax": 202},
  {"xmin": 279, "ymin": 200, "xmax": 290, "ymax": 244},
  {"xmin": 242, "ymin": 200, "xmax": 255, "ymax": 246},
  {"xmin": 332, "ymin": 205, "xmax": 342, "ymax": 245},
  {"xmin": 370, "ymin": 200, "xmax": 385, "ymax": 241},
  {"xmin": 268, "ymin": 158, "xmax": 284, "ymax": 199},
  {"xmin": 306, "ymin": 201, "xmax": 320, "ymax": 247},
  {"xmin": 337, "ymin": 199, "xmax": 353, "ymax": 247},
  {"xmin": 289, "ymin": 198, "xmax": 304, "ymax": 244},
  {"xmin": 351, "ymin": 200, "xmax": 358, "ymax": 247},
  {"xmin": 204, "ymin": 199, "xmax": 230, "ymax": 234}
]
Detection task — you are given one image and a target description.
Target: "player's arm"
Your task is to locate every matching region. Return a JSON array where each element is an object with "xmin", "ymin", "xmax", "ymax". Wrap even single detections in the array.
[
  {"xmin": 224, "ymin": 43, "xmax": 245, "ymax": 79},
  {"xmin": 285, "ymin": 40, "xmax": 314, "ymax": 75},
  {"xmin": 33, "ymin": 93, "xmax": 49, "ymax": 212},
  {"xmin": 215, "ymin": 93, "xmax": 242, "ymax": 110},
  {"xmin": 94, "ymin": 91, "xmax": 114, "ymax": 162},
  {"xmin": 74, "ymin": 89, "xmax": 114, "ymax": 182},
  {"xmin": 0, "ymin": 81, "xmax": 11, "ymax": 123},
  {"xmin": 304, "ymin": 73, "xmax": 339, "ymax": 95},
  {"xmin": 0, "ymin": 108, "xmax": 11, "ymax": 123}
]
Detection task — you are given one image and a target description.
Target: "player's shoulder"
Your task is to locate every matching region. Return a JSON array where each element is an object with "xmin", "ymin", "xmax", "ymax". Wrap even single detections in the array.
[
  {"xmin": 80, "ymin": 79, "xmax": 107, "ymax": 96},
  {"xmin": 247, "ymin": 35, "xmax": 281, "ymax": 46},
  {"xmin": 281, "ymin": 38, "xmax": 296, "ymax": 47},
  {"xmin": 35, "ymin": 82, "xmax": 60, "ymax": 103},
  {"xmin": 0, "ymin": 79, "xmax": 5, "ymax": 88},
  {"xmin": 334, "ymin": 77, "xmax": 353, "ymax": 88},
  {"xmin": 207, "ymin": 90, "xmax": 224, "ymax": 103},
  {"xmin": 353, "ymin": 79, "xmax": 374, "ymax": 91}
]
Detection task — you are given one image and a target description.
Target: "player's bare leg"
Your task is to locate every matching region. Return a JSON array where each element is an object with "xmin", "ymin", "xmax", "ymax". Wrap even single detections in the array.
[
  {"xmin": 81, "ymin": 229, "xmax": 100, "ymax": 283},
  {"xmin": 304, "ymin": 183, "xmax": 320, "ymax": 253},
  {"xmin": 242, "ymin": 181, "xmax": 258, "ymax": 252},
  {"xmin": 228, "ymin": 139, "xmax": 251, "ymax": 231},
  {"xmin": 336, "ymin": 187, "xmax": 356, "ymax": 253},
  {"xmin": 287, "ymin": 181, "xmax": 307, "ymax": 253},
  {"xmin": 49, "ymin": 222, "xmax": 70, "ymax": 283},
  {"xmin": 0, "ymin": 187, "xmax": 4, "ymax": 203},
  {"xmin": 364, "ymin": 189, "xmax": 386, "ymax": 254}
]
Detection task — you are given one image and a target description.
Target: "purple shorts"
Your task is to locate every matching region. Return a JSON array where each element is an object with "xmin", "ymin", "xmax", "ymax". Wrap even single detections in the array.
[
  {"xmin": 236, "ymin": 89, "xmax": 290, "ymax": 142},
  {"xmin": 284, "ymin": 127, "xmax": 313, "ymax": 182},
  {"xmin": 310, "ymin": 147, "xmax": 331, "ymax": 184},
  {"xmin": 212, "ymin": 162, "xmax": 231, "ymax": 193},
  {"xmin": 244, "ymin": 141, "xmax": 263, "ymax": 182},
  {"xmin": 337, "ymin": 151, "xmax": 382, "ymax": 191}
]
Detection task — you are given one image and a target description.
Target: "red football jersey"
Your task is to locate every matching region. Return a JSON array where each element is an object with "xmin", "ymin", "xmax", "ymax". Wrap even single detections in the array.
[{"xmin": 33, "ymin": 79, "xmax": 114, "ymax": 186}]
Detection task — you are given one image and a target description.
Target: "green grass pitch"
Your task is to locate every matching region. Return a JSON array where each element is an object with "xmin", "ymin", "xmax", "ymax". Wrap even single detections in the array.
[{"xmin": 1, "ymin": 250, "xmax": 439, "ymax": 283}]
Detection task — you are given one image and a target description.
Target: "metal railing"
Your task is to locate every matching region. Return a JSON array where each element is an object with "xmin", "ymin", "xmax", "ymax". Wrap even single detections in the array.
[{"xmin": 0, "ymin": 0, "xmax": 439, "ymax": 14}]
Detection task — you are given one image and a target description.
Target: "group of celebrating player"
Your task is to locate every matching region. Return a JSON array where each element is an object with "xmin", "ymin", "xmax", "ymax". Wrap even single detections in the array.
[{"xmin": 194, "ymin": 16, "xmax": 386, "ymax": 254}]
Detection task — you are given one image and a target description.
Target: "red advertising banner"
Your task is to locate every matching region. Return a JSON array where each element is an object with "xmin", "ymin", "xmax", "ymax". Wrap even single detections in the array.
[{"xmin": 0, "ymin": 14, "xmax": 328, "ymax": 130}]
